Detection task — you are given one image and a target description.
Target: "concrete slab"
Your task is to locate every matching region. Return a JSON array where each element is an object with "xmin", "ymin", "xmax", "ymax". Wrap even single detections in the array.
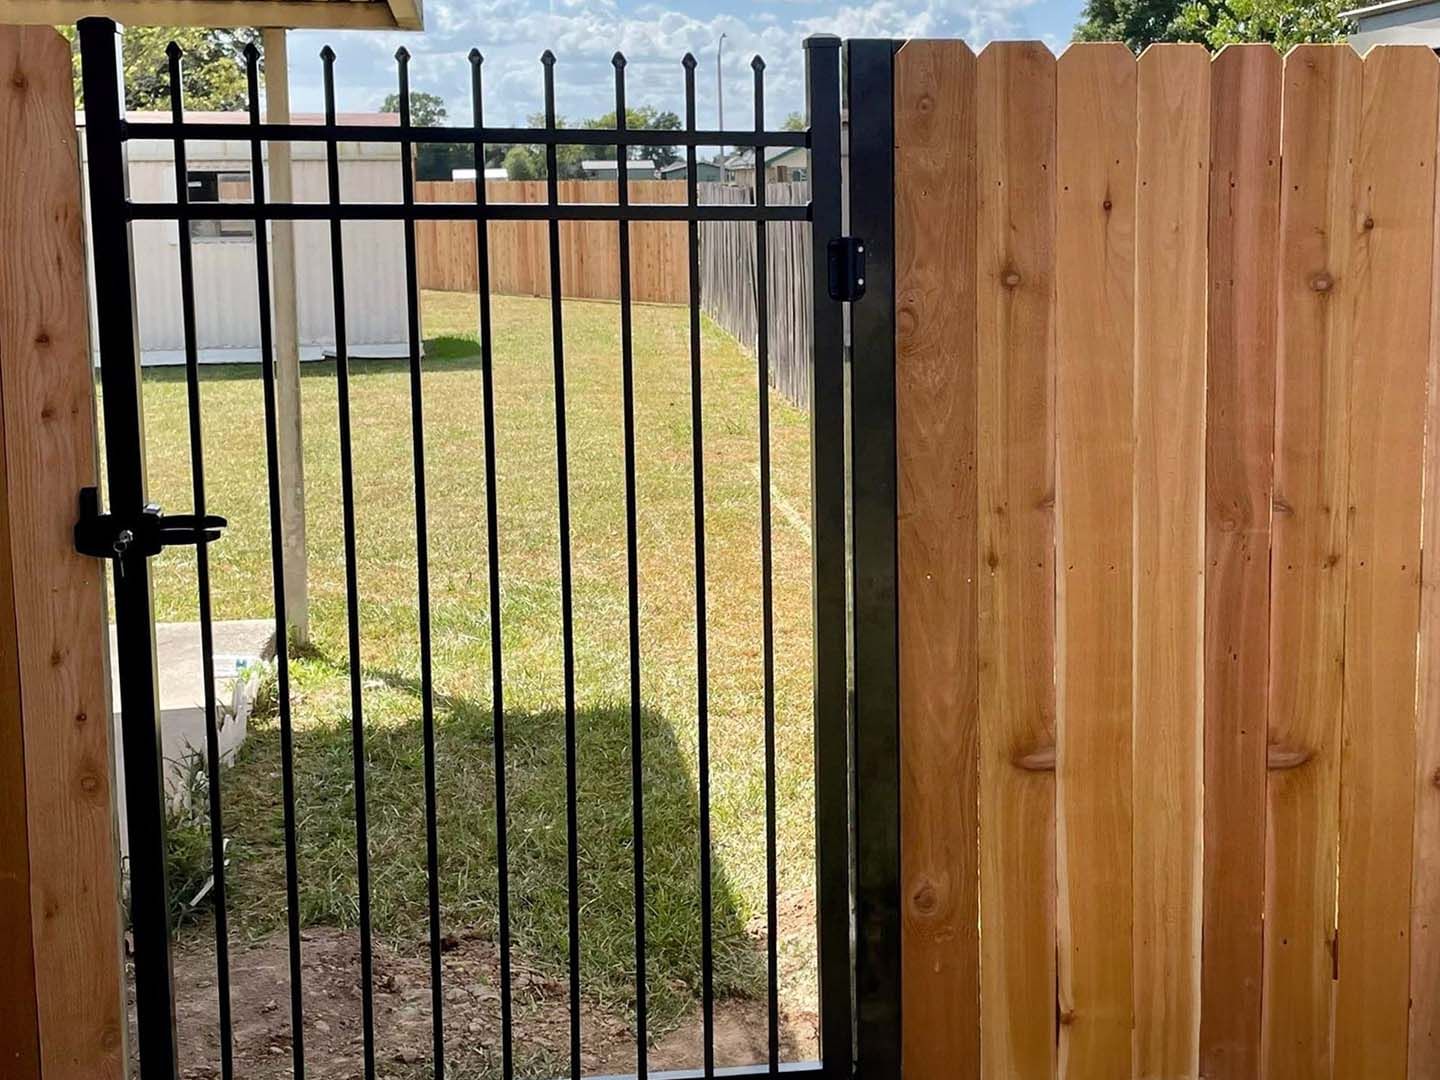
[{"xmin": 110, "ymin": 620, "xmax": 274, "ymax": 859}]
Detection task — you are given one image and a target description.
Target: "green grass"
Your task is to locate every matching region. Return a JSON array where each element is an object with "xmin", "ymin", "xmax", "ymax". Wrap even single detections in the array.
[{"xmin": 141, "ymin": 292, "xmax": 817, "ymax": 1045}]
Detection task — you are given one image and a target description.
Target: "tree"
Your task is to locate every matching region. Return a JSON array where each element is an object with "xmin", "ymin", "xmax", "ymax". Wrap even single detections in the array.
[
  {"xmin": 1075, "ymin": 0, "xmax": 1349, "ymax": 49},
  {"xmin": 503, "ymin": 144, "xmax": 543, "ymax": 180},
  {"xmin": 381, "ymin": 89, "xmax": 447, "ymax": 125},
  {"xmin": 379, "ymin": 91, "xmax": 472, "ymax": 180},
  {"xmin": 62, "ymin": 25, "xmax": 259, "ymax": 111},
  {"xmin": 502, "ymin": 114, "xmax": 587, "ymax": 180},
  {"xmin": 582, "ymin": 104, "xmax": 683, "ymax": 167},
  {"xmin": 782, "ymin": 112, "xmax": 806, "ymax": 131}
]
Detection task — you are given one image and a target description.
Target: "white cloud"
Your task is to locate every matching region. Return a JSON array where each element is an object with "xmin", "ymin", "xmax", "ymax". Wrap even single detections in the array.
[{"xmin": 286, "ymin": 0, "xmax": 1048, "ymax": 129}]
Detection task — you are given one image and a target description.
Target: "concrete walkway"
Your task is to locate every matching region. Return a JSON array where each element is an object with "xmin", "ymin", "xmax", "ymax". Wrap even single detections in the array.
[{"xmin": 109, "ymin": 619, "xmax": 274, "ymax": 858}]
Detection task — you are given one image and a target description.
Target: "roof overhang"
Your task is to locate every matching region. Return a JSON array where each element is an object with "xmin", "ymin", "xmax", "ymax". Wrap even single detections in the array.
[
  {"xmin": 4, "ymin": 0, "xmax": 423, "ymax": 30},
  {"xmin": 1342, "ymin": 0, "xmax": 1440, "ymax": 48}
]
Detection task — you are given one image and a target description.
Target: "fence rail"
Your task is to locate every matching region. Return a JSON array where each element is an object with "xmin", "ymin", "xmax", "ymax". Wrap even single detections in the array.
[{"xmin": 415, "ymin": 179, "xmax": 814, "ymax": 407}]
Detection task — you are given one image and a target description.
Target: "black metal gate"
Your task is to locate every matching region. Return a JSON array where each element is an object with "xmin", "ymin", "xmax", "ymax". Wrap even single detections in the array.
[{"xmin": 78, "ymin": 18, "xmax": 898, "ymax": 1080}]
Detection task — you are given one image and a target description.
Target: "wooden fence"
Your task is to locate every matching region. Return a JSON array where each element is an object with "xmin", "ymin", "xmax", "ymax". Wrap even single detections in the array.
[
  {"xmin": 0, "ymin": 25, "xmax": 124, "ymax": 1079},
  {"xmin": 415, "ymin": 180, "xmax": 690, "ymax": 303},
  {"xmin": 897, "ymin": 40, "xmax": 1440, "ymax": 1079},
  {"xmin": 698, "ymin": 183, "xmax": 812, "ymax": 408},
  {"xmin": 415, "ymin": 179, "xmax": 814, "ymax": 407}
]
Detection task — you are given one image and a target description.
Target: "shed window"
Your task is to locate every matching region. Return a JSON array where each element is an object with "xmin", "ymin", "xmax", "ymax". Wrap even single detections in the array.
[{"xmin": 188, "ymin": 169, "xmax": 254, "ymax": 240}]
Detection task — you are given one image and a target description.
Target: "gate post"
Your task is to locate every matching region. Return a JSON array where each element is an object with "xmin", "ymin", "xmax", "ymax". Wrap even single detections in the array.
[
  {"xmin": 77, "ymin": 17, "xmax": 180, "ymax": 1076},
  {"xmin": 804, "ymin": 32, "xmax": 855, "ymax": 1076},
  {"xmin": 0, "ymin": 23, "xmax": 125, "ymax": 1079},
  {"xmin": 846, "ymin": 38, "xmax": 901, "ymax": 1080}
]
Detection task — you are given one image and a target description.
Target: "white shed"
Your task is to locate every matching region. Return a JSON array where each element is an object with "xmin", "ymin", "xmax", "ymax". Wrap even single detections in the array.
[{"xmin": 79, "ymin": 110, "xmax": 412, "ymax": 365}]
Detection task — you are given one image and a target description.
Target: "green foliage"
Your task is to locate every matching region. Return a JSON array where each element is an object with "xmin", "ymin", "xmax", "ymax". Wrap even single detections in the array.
[
  {"xmin": 379, "ymin": 90, "xmax": 472, "ymax": 180},
  {"xmin": 782, "ymin": 111, "xmax": 806, "ymax": 131},
  {"xmin": 503, "ymin": 143, "xmax": 544, "ymax": 180},
  {"xmin": 418, "ymin": 144, "xmax": 475, "ymax": 182},
  {"xmin": 502, "ymin": 114, "xmax": 587, "ymax": 180},
  {"xmin": 381, "ymin": 88, "xmax": 447, "ymax": 125},
  {"xmin": 1074, "ymin": 0, "xmax": 1350, "ymax": 49},
  {"xmin": 582, "ymin": 105, "xmax": 684, "ymax": 167},
  {"xmin": 61, "ymin": 25, "xmax": 259, "ymax": 111},
  {"xmin": 161, "ymin": 753, "xmax": 219, "ymax": 932}
]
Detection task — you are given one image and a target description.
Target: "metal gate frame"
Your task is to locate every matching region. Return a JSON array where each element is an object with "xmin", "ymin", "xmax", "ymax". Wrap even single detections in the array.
[{"xmin": 78, "ymin": 17, "xmax": 899, "ymax": 1080}]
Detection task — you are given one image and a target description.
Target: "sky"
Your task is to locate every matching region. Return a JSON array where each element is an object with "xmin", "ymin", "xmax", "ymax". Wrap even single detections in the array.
[{"xmin": 279, "ymin": 0, "xmax": 1087, "ymax": 130}]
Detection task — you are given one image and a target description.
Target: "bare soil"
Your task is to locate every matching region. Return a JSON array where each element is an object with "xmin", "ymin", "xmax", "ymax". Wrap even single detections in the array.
[{"xmin": 136, "ymin": 922, "xmax": 818, "ymax": 1079}]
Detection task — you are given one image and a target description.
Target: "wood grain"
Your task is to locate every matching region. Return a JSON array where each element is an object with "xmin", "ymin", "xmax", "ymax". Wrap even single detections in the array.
[
  {"xmin": 0, "ymin": 25, "xmax": 125, "ymax": 1080},
  {"xmin": 1133, "ymin": 44, "xmax": 1209, "ymax": 1079},
  {"xmin": 0, "ymin": 270, "xmax": 41, "ymax": 1080},
  {"xmin": 1264, "ymin": 43, "xmax": 1360, "ymax": 1080},
  {"xmin": 1334, "ymin": 44, "xmax": 1436, "ymax": 1080},
  {"xmin": 416, "ymin": 179, "xmax": 689, "ymax": 302},
  {"xmin": 1053, "ymin": 41, "xmax": 1135, "ymax": 1080},
  {"xmin": 974, "ymin": 41, "xmax": 1056, "ymax": 1080},
  {"xmin": 1412, "ymin": 42, "xmax": 1440, "ymax": 1074},
  {"xmin": 895, "ymin": 38, "xmax": 980, "ymax": 1080},
  {"xmin": 1200, "ymin": 44, "xmax": 1280, "ymax": 1080}
]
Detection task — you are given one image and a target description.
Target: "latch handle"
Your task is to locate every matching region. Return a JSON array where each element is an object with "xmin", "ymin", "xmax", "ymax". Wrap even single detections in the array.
[{"xmin": 74, "ymin": 487, "xmax": 227, "ymax": 562}]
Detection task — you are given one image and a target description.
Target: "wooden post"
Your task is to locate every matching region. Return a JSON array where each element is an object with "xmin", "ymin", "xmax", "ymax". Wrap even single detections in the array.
[
  {"xmin": 263, "ymin": 25, "xmax": 309, "ymax": 643},
  {"xmin": 0, "ymin": 24, "xmax": 126, "ymax": 1080}
]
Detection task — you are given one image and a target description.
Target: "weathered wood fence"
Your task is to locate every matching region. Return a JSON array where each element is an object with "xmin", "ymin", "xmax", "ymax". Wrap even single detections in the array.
[
  {"xmin": 415, "ymin": 179, "xmax": 813, "ymax": 407},
  {"xmin": 897, "ymin": 40, "xmax": 1440, "ymax": 1079},
  {"xmin": 698, "ymin": 183, "xmax": 812, "ymax": 408}
]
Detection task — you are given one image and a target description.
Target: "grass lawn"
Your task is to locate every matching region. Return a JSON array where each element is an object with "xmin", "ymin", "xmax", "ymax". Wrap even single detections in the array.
[{"xmin": 139, "ymin": 290, "xmax": 817, "ymax": 1066}]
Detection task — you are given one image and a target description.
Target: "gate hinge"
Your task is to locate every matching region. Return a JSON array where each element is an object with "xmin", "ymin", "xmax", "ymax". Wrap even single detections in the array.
[
  {"xmin": 74, "ymin": 487, "xmax": 227, "ymax": 562},
  {"xmin": 827, "ymin": 236, "xmax": 867, "ymax": 302}
]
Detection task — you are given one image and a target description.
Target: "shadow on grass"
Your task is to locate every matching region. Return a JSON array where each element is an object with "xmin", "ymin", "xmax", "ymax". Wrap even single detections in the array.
[{"xmin": 196, "ymin": 646, "xmax": 764, "ymax": 1046}]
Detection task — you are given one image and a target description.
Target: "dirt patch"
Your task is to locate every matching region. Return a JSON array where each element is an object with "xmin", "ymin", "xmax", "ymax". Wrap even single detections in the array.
[{"xmin": 141, "ymin": 924, "xmax": 817, "ymax": 1078}]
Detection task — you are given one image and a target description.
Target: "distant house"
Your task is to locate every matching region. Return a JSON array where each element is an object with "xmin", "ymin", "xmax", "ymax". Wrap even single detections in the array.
[
  {"xmin": 1344, "ymin": 0, "xmax": 1440, "ymax": 46},
  {"xmin": 580, "ymin": 158, "xmax": 658, "ymax": 180},
  {"xmin": 658, "ymin": 159, "xmax": 724, "ymax": 182},
  {"xmin": 452, "ymin": 167, "xmax": 510, "ymax": 181},
  {"xmin": 722, "ymin": 146, "xmax": 809, "ymax": 185}
]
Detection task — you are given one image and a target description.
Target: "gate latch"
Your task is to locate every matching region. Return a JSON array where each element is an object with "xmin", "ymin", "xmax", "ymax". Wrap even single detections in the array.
[
  {"xmin": 74, "ymin": 487, "xmax": 227, "ymax": 564},
  {"xmin": 827, "ymin": 236, "xmax": 867, "ymax": 302}
]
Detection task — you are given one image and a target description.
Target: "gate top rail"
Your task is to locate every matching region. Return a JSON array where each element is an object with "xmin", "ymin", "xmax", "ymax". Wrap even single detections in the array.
[
  {"xmin": 121, "ymin": 121, "xmax": 810, "ymax": 148},
  {"xmin": 124, "ymin": 200, "xmax": 811, "ymax": 222},
  {"xmin": 116, "ymin": 47, "xmax": 816, "ymax": 225}
]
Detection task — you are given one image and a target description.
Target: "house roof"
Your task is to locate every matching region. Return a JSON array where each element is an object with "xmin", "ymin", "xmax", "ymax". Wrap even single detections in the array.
[
  {"xmin": 1342, "ymin": 0, "xmax": 1440, "ymax": 48},
  {"xmin": 6, "ymin": 0, "xmax": 422, "ymax": 30},
  {"xmin": 578, "ymin": 159, "xmax": 659, "ymax": 169},
  {"xmin": 658, "ymin": 159, "xmax": 719, "ymax": 174},
  {"xmin": 722, "ymin": 145, "xmax": 809, "ymax": 169},
  {"xmin": 1341, "ymin": 0, "xmax": 1433, "ymax": 18}
]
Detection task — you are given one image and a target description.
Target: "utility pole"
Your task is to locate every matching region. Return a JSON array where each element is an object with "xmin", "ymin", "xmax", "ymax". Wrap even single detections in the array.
[{"xmin": 716, "ymin": 32, "xmax": 725, "ymax": 175}]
